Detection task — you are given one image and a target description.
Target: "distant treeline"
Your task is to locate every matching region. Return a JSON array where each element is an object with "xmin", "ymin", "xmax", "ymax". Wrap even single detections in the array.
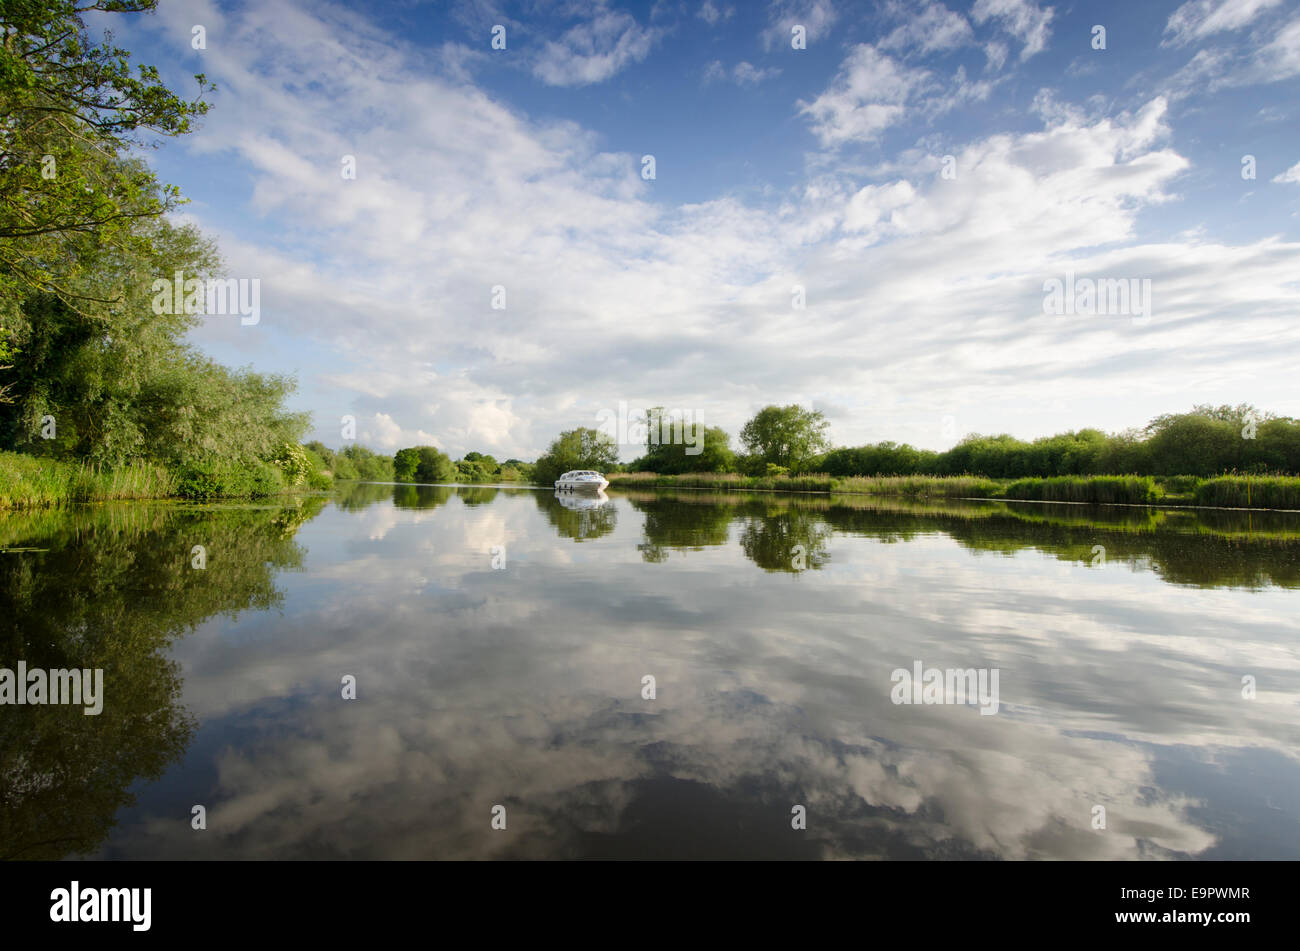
[
  {"xmin": 819, "ymin": 407, "xmax": 1298, "ymax": 479},
  {"xmin": 623, "ymin": 404, "xmax": 1300, "ymax": 479},
  {"xmin": 304, "ymin": 443, "xmax": 394, "ymax": 482},
  {"xmin": 334, "ymin": 444, "xmax": 535, "ymax": 484}
]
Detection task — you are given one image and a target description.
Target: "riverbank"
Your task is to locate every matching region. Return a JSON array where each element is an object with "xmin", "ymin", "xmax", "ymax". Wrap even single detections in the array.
[
  {"xmin": 607, "ymin": 472, "xmax": 1300, "ymax": 510},
  {"xmin": 0, "ymin": 453, "xmax": 177, "ymax": 509},
  {"xmin": 0, "ymin": 451, "xmax": 326, "ymax": 510}
]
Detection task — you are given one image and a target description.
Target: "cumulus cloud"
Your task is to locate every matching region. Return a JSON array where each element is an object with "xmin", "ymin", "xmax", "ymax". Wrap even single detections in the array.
[
  {"xmin": 798, "ymin": 45, "xmax": 928, "ymax": 145},
  {"xmin": 127, "ymin": 0, "xmax": 1300, "ymax": 460}
]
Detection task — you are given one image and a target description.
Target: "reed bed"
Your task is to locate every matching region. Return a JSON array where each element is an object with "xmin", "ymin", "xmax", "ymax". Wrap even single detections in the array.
[
  {"xmin": 1002, "ymin": 475, "xmax": 1157, "ymax": 504},
  {"xmin": 608, "ymin": 472, "xmax": 839, "ymax": 492},
  {"xmin": 611, "ymin": 471, "xmax": 1171, "ymax": 505},
  {"xmin": 0, "ymin": 452, "xmax": 177, "ymax": 509},
  {"xmin": 833, "ymin": 475, "xmax": 1002, "ymax": 498},
  {"xmin": 1193, "ymin": 475, "xmax": 1300, "ymax": 510}
]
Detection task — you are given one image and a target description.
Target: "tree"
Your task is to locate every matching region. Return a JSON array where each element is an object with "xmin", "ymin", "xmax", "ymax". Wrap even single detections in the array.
[
  {"xmin": 394, "ymin": 445, "xmax": 455, "ymax": 482},
  {"xmin": 739, "ymin": 405, "xmax": 830, "ymax": 473},
  {"xmin": 531, "ymin": 428, "xmax": 618, "ymax": 485},
  {"xmin": 0, "ymin": 213, "xmax": 308, "ymax": 469},
  {"xmin": 340, "ymin": 444, "xmax": 393, "ymax": 481},
  {"xmin": 393, "ymin": 447, "xmax": 419, "ymax": 482},
  {"xmin": 415, "ymin": 446, "xmax": 455, "ymax": 482},
  {"xmin": 635, "ymin": 406, "xmax": 734, "ymax": 473},
  {"xmin": 1, "ymin": 1, "xmax": 214, "ymax": 309}
]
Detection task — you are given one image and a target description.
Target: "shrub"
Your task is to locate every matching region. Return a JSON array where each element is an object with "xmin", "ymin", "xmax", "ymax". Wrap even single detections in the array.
[
  {"xmin": 1002, "ymin": 475, "xmax": 1157, "ymax": 504},
  {"xmin": 1193, "ymin": 475, "xmax": 1300, "ymax": 509}
]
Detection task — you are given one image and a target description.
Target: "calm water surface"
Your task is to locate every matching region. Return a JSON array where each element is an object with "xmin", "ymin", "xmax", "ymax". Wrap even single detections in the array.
[{"xmin": 3, "ymin": 484, "xmax": 1299, "ymax": 859}]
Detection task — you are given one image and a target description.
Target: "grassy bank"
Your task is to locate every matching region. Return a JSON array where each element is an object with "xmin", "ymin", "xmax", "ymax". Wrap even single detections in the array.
[
  {"xmin": 0, "ymin": 453, "xmax": 178, "ymax": 509},
  {"xmin": 609, "ymin": 471, "xmax": 1002, "ymax": 497},
  {"xmin": 1193, "ymin": 475, "xmax": 1300, "ymax": 510},
  {"xmin": 1003, "ymin": 475, "xmax": 1158, "ymax": 505},
  {"xmin": 608, "ymin": 471, "xmax": 840, "ymax": 492},
  {"xmin": 0, "ymin": 451, "xmax": 329, "ymax": 510},
  {"xmin": 608, "ymin": 471, "xmax": 1298, "ymax": 509}
]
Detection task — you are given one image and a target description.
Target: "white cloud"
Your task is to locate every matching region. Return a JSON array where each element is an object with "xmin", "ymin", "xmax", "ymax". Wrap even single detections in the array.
[
  {"xmin": 798, "ymin": 45, "xmax": 928, "ymax": 145},
  {"xmin": 135, "ymin": 0, "xmax": 1300, "ymax": 460},
  {"xmin": 1163, "ymin": 0, "xmax": 1283, "ymax": 46},
  {"xmin": 761, "ymin": 0, "xmax": 838, "ymax": 52},
  {"xmin": 1162, "ymin": 12, "xmax": 1300, "ymax": 95},
  {"xmin": 532, "ymin": 9, "xmax": 662, "ymax": 86},
  {"xmin": 734, "ymin": 61, "xmax": 781, "ymax": 84},
  {"xmin": 1247, "ymin": 12, "xmax": 1300, "ymax": 81},
  {"xmin": 971, "ymin": 0, "xmax": 1055, "ymax": 62},
  {"xmin": 697, "ymin": 1, "xmax": 734, "ymax": 25},
  {"xmin": 1273, "ymin": 160, "xmax": 1300, "ymax": 184},
  {"xmin": 706, "ymin": 59, "xmax": 782, "ymax": 85},
  {"xmin": 983, "ymin": 40, "xmax": 1009, "ymax": 71},
  {"xmin": 880, "ymin": 0, "xmax": 974, "ymax": 54}
]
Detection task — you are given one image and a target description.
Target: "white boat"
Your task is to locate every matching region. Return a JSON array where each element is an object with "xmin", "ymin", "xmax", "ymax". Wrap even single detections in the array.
[{"xmin": 554, "ymin": 470, "xmax": 609, "ymax": 492}]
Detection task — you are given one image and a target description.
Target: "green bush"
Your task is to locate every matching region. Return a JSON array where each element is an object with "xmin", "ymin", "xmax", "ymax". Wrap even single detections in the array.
[
  {"xmin": 1002, "ymin": 475, "xmax": 1157, "ymax": 504},
  {"xmin": 177, "ymin": 459, "xmax": 284, "ymax": 500},
  {"xmin": 1193, "ymin": 476, "xmax": 1300, "ymax": 509}
]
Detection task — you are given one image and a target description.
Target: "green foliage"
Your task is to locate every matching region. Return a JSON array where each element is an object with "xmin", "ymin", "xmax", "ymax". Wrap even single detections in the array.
[
  {"xmin": 176, "ymin": 458, "xmax": 284, "ymax": 501},
  {"xmin": 635, "ymin": 409, "xmax": 735, "ymax": 474},
  {"xmin": 455, "ymin": 452, "xmax": 503, "ymax": 482},
  {"xmin": 0, "ymin": 450, "xmax": 175, "ymax": 508},
  {"xmin": 739, "ymin": 405, "xmax": 831, "ymax": 473},
  {"xmin": 498, "ymin": 458, "xmax": 532, "ymax": 482},
  {"xmin": 532, "ymin": 427, "xmax": 619, "ymax": 485},
  {"xmin": 335, "ymin": 443, "xmax": 392, "ymax": 481},
  {"xmin": 415, "ymin": 445, "xmax": 455, "ymax": 482},
  {"xmin": 1002, "ymin": 475, "xmax": 1157, "ymax": 505},
  {"xmin": 0, "ymin": 1, "xmax": 213, "ymax": 308},
  {"xmin": 821, "ymin": 441, "xmax": 942, "ymax": 477},
  {"xmin": 1194, "ymin": 475, "xmax": 1300, "ymax": 510},
  {"xmin": 272, "ymin": 442, "xmax": 312, "ymax": 487},
  {"xmin": 393, "ymin": 445, "xmax": 455, "ymax": 483},
  {"xmin": 819, "ymin": 407, "xmax": 1300, "ymax": 481},
  {"xmin": 393, "ymin": 447, "xmax": 418, "ymax": 481}
]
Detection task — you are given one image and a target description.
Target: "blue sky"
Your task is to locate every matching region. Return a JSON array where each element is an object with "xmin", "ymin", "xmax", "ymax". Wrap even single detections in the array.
[{"xmin": 100, "ymin": 0, "xmax": 1300, "ymax": 460}]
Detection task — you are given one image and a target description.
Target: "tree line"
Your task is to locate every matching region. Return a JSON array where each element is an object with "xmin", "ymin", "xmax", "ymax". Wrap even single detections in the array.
[{"xmin": 527, "ymin": 403, "xmax": 1300, "ymax": 481}]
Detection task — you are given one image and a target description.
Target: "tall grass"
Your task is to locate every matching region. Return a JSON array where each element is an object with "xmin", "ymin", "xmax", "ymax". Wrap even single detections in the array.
[
  {"xmin": 0, "ymin": 452, "xmax": 177, "ymax": 509},
  {"xmin": 608, "ymin": 472, "xmax": 838, "ymax": 492},
  {"xmin": 611, "ymin": 471, "xmax": 1168, "ymax": 505},
  {"xmin": 1193, "ymin": 475, "xmax": 1300, "ymax": 510},
  {"xmin": 1002, "ymin": 475, "xmax": 1157, "ymax": 504},
  {"xmin": 834, "ymin": 475, "xmax": 1001, "ymax": 498}
]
